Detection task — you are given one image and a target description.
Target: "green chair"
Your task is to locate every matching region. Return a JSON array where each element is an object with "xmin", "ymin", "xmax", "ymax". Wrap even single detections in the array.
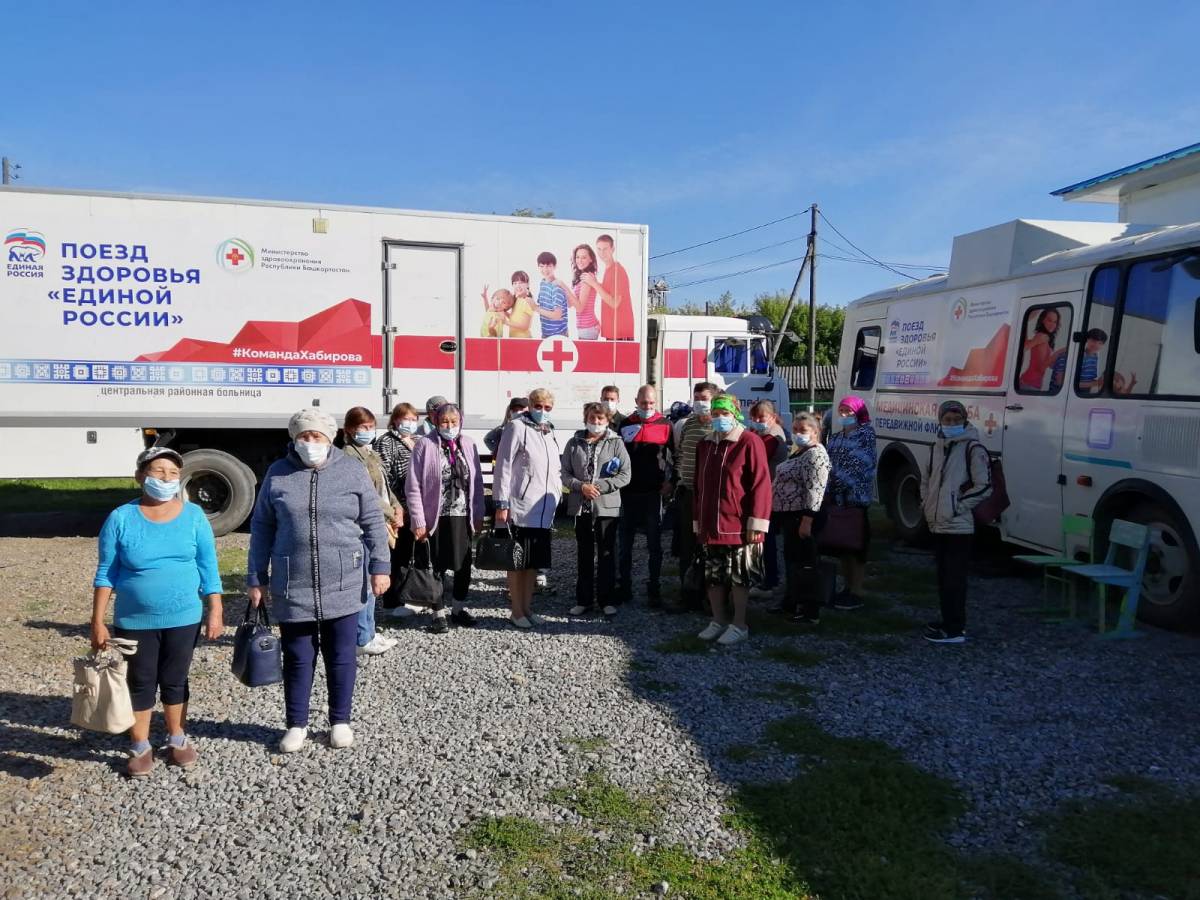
[
  {"xmin": 1013, "ymin": 514, "xmax": 1095, "ymax": 616},
  {"xmin": 1063, "ymin": 519, "xmax": 1153, "ymax": 639}
]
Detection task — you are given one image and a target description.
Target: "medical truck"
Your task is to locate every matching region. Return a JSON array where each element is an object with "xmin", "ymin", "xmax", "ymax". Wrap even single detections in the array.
[{"xmin": 0, "ymin": 186, "xmax": 786, "ymax": 534}]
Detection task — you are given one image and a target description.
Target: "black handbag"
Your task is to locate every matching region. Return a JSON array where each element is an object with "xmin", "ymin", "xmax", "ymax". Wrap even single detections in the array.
[
  {"xmin": 231, "ymin": 604, "xmax": 283, "ymax": 688},
  {"xmin": 475, "ymin": 526, "xmax": 528, "ymax": 571},
  {"xmin": 395, "ymin": 539, "xmax": 443, "ymax": 607},
  {"xmin": 681, "ymin": 548, "xmax": 707, "ymax": 608}
]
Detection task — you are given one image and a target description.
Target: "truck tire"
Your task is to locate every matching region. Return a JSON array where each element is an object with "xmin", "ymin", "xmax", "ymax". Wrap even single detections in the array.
[
  {"xmin": 182, "ymin": 449, "xmax": 257, "ymax": 537},
  {"xmin": 1124, "ymin": 501, "xmax": 1199, "ymax": 630},
  {"xmin": 883, "ymin": 458, "xmax": 928, "ymax": 544}
]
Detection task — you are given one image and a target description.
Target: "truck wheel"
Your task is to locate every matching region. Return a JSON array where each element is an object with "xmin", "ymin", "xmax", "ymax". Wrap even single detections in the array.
[
  {"xmin": 884, "ymin": 460, "xmax": 928, "ymax": 544},
  {"xmin": 182, "ymin": 449, "xmax": 256, "ymax": 536},
  {"xmin": 1124, "ymin": 501, "xmax": 1199, "ymax": 629}
]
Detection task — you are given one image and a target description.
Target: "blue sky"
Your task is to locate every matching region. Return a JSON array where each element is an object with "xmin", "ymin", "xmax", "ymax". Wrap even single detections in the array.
[{"xmin": 3, "ymin": 1, "xmax": 1198, "ymax": 308}]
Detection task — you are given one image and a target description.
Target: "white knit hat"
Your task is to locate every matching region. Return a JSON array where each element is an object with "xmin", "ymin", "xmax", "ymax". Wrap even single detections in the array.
[{"xmin": 287, "ymin": 407, "xmax": 337, "ymax": 441}]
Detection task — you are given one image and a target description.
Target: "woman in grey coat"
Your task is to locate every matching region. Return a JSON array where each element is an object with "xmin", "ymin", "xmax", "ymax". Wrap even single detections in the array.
[
  {"xmin": 562, "ymin": 402, "xmax": 631, "ymax": 618},
  {"xmin": 247, "ymin": 408, "xmax": 391, "ymax": 754}
]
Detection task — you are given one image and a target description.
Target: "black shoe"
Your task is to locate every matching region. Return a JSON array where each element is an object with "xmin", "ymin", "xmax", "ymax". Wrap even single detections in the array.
[
  {"xmin": 428, "ymin": 617, "xmax": 450, "ymax": 634},
  {"xmin": 791, "ymin": 614, "xmax": 821, "ymax": 625},
  {"xmin": 450, "ymin": 609, "xmax": 477, "ymax": 627},
  {"xmin": 924, "ymin": 626, "xmax": 965, "ymax": 644},
  {"xmin": 833, "ymin": 593, "xmax": 864, "ymax": 611}
]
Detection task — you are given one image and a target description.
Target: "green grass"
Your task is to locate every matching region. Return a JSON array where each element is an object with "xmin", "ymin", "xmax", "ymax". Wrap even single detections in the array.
[
  {"xmin": 957, "ymin": 854, "xmax": 1064, "ymax": 900},
  {"xmin": 723, "ymin": 743, "xmax": 767, "ymax": 763},
  {"xmin": 563, "ymin": 736, "xmax": 609, "ymax": 753},
  {"xmin": 652, "ymin": 631, "xmax": 712, "ymax": 655},
  {"xmin": 217, "ymin": 545, "xmax": 246, "ymax": 577},
  {"xmin": 547, "ymin": 769, "xmax": 658, "ymax": 833},
  {"xmin": 0, "ymin": 477, "xmax": 138, "ymax": 513},
  {"xmin": 759, "ymin": 646, "xmax": 826, "ymax": 669}
]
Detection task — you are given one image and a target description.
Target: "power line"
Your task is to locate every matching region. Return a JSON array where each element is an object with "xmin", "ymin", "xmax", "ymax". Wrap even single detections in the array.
[
  {"xmin": 649, "ymin": 212, "xmax": 803, "ymax": 260},
  {"xmin": 652, "ymin": 236, "xmax": 804, "ymax": 278},
  {"xmin": 818, "ymin": 250, "xmax": 947, "ymax": 272},
  {"xmin": 668, "ymin": 254, "xmax": 808, "ymax": 290},
  {"xmin": 818, "ymin": 254, "xmax": 945, "ymax": 276},
  {"xmin": 816, "ymin": 209, "xmax": 922, "ymax": 281}
]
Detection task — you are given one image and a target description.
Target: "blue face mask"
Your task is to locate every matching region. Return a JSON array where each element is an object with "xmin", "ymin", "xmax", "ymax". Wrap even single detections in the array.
[
  {"xmin": 839, "ymin": 415, "xmax": 858, "ymax": 428},
  {"xmin": 394, "ymin": 420, "xmax": 418, "ymax": 435},
  {"xmin": 352, "ymin": 430, "xmax": 376, "ymax": 445},
  {"xmin": 529, "ymin": 409, "xmax": 548, "ymax": 425},
  {"xmin": 712, "ymin": 416, "xmax": 735, "ymax": 434},
  {"xmin": 438, "ymin": 426, "xmax": 460, "ymax": 441},
  {"xmin": 941, "ymin": 424, "xmax": 966, "ymax": 439},
  {"xmin": 143, "ymin": 476, "xmax": 181, "ymax": 501},
  {"xmin": 793, "ymin": 432, "xmax": 812, "ymax": 446},
  {"xmin": 748, "ymin": 421, "xmax": 768, "ymax": 433}
]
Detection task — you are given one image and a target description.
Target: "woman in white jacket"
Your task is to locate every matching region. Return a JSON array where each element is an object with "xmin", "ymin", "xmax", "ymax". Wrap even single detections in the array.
[
  {"xmin": 920, "ymin": 400, "xmax": 992, "ymax": 644},
  {"xmin": 492, "ymin": 387, "xmax": 563, "ymax": 628}
]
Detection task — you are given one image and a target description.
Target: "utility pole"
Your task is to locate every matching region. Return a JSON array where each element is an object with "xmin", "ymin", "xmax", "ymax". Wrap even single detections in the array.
[
  {"xmin": 2, "ymin": 157, "xmax": 11, "ymax": 185},
  {"xmin": 807, "ymin": 203, "xmax": 818, "ymax": 412},
  {"xmin": 1, "ymin": 157, "xmax": 19, "ymax": 185}
]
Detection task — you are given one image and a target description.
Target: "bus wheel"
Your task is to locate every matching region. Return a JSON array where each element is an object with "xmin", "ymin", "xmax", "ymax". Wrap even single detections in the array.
[
  {"xmin": 182, "ymin": 449, "xmax": 256, "ymax": 537},
  {"xmin": 885, "ymin": 460, "xmax": 928, "ymax": 544},
  {"xmin": 1126, "ymin": 501, "xmax": 1199, "ymax": 629}
]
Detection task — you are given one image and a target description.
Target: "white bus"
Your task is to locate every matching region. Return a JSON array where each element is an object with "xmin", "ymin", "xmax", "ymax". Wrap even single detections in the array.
[{"xmin": 836, "ymin": 216, "xmax": 1200, "ymax": 628}]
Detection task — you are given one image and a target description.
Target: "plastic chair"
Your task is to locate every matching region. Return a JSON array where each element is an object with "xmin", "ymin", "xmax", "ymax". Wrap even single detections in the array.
[
  {"xmin": 1063, "ymin": 519, "xmax": 1152, "ymax": 639},
  {"xmin": 1013, "ymin": 515, "xmax": 1095, "ymax": 616}
]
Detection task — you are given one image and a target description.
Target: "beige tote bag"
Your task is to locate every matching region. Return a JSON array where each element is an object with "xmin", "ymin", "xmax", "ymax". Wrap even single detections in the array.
[{"xmin": 71, "ymin": 638, "xmax": 138, "ymax": 734}]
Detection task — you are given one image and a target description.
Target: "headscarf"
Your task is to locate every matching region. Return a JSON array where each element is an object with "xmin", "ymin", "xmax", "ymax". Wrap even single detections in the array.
[
  {"xmin": 710, "ymin": 395, "xmax": 744, "ymax": 422},
  {"xmin": 837, "ymin": 395, "xmax": 870, "ymax": 424},
  {"xmin": 937, "ymin": 400, "xmax": 968, "ymax": 423}
]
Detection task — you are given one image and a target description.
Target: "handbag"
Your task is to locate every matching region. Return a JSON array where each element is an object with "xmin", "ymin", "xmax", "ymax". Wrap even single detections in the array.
[
  {"xmin": 681, "ymin": 549, "xmax": 707, "ymax": 608},
  {"xmin": 231, "ymin": 604, "xmax": 283, "ymax": 688},
  {"xmin": 394, "ymin": 538, "xmax": 443, "ymax": 607},
  {"xmin": 964, "ymin": 443, "xmax": 1011, "ymax": 525},
  {"xmin": 475, "ymin": 526, "xmax": 528, "ymax": 571},
  {"xmin": 71, "ymin": 638, "xmax": 138, "ymax": 734},
  {"xmin": 817, "ymin": 505, "xmax": 867, "ymax": 553}
]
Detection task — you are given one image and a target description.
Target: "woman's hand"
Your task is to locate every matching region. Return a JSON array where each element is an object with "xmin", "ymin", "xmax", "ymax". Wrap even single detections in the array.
[
  {"xmin": 394, "ymin": 507, "xmax": 405, "ymax": 528},
  {"xmin": 90, "ymin": 621, "xmax": 110, "ymax": 652},
  {"xmin": 370, "ymin": 574, "xmax": 391, "ymax": 597},
  {"xmin": 248, "ymin": 586, "xmax": 266, "ymax": 608},
  {"xmin": 494, "ymin": 508, "xmax": 509, "ymax": 526},
  {"xmin": 413, "ymin": 526, "xmax": 428, "ymax": 542},
  {"xmin": 744, "ymin": 528, "xmax": 766, "ymax": 544},
  {"xmin": 581, "ymin": 483, "xmax": 601, "ymax": 500},
  {"xmin": 205, "ymin": 599, "xmax": 224, "ymax": 640},
  {"xmin": 581, "ymin": 273, "xmax": 601, "ymax": 290}
]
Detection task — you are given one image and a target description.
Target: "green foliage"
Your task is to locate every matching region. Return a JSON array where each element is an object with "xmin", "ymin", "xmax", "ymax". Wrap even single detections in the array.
[
  {"xmin": 0, "ymin": 477, "xmax": 137, "ymax": 513},
  {"xmin": 511, "ymin": 207, "xmax": 556, "ymax": 218},
  {"xmin": 752, "ymin": 293, "xmax": 845, "ymax": 367},
  {"xmin": 547, "ymin": 769, "xmax": 658, "ymax": 832}
]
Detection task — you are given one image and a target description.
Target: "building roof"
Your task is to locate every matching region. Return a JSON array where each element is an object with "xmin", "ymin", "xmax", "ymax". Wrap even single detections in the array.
[
  {"xmin": 1051, "ymin": 142, "xmax": 1200, "ymax": 204},
  {"xmin": 777, "ymin": 365, "xmax": 838, "ymax": 391}
]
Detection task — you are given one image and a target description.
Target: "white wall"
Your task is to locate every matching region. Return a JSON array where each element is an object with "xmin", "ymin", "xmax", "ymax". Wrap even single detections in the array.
[{"xmin": 1121, "ymin": 172, "xmax": 1200, "ymax": 225}]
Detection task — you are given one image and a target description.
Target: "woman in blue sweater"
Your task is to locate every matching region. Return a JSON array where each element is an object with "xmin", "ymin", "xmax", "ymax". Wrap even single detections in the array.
[{"xmin": 91, "ymin": 447, "xmax": 224, "ymax": 777}]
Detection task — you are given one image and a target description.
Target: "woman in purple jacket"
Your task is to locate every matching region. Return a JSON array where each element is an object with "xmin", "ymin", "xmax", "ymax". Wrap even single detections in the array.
[{"xmin": 406, "ymin": 403, "xmax": 486, "ymax": 634}]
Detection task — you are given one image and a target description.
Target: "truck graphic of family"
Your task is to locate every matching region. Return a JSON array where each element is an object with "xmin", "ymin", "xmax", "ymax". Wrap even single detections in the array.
[{"xmin": 480, "ymin": 234, "xmax": 635, "ymax": 342}]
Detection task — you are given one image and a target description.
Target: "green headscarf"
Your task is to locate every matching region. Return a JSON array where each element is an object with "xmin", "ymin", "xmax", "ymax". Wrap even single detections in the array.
[{"xmin": 710, "ymin": 396, "xmax": 744, "ymax": 422}]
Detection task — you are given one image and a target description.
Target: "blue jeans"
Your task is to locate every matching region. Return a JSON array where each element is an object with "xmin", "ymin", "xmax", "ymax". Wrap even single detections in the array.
[{"xmin": 356, "ymin": 597, "xmax": 376, "ymax": 647}]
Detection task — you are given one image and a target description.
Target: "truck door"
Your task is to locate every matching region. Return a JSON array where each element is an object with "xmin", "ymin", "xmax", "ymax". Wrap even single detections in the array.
[
  {"xmin": 383, "ymin": 242, "xmax": 462, "ymax": 411},
  {"xmin": 1001, "ymin": 292, "xmax": 1078, "ymax": 550},
  {"xmin": 707, "ymin": 334, "xmax": 771, "ymax": 412}
]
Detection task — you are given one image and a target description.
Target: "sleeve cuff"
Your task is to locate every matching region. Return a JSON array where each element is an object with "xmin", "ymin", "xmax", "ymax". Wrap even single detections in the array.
[
  {"xmin": 748, "ymin": 517, "xmax": 770, "ymax": 532},
  {"xmin": 246, "ymin": 572, "xmax": 266, "ymax": 587},
  {"xmin": 495, "ymin": 500, "xmax": 511, "ymax": 510},
  {"xmin": 368, "ymin": 561, "xmax": 391, "ymax": 575}
]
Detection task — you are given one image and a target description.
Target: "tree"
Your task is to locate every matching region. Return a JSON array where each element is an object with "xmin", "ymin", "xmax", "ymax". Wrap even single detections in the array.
[
  {"xmin": 751, "ymin": 291, "xmax": 844, "ymax": 367},
  {"xmin": 511, "ymin": 208, "xmax": 556, "ymax": 218}
]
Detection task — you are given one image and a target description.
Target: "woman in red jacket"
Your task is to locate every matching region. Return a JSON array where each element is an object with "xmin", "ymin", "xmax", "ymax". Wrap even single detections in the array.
[{"xmin": 692, "ymin": 393, "xmax": 772, "ymax": 645}]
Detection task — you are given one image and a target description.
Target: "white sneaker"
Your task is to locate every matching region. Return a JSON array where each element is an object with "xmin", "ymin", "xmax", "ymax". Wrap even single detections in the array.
[
  {"xmin": 510, "ymin": 616, "xmax": 533, "ymax": 630},
  {"xmin": 602, "ymin": 605, "xmax": 618, "ymax": 617},
  {"xmin": 697, "ymin": 621, "xmax": 725, "ymax": 641},
  {"xmin": 379, "ymin": 634, "xmax": 399, "ymax": 650},
  {"xmin": 279, "ymin": 726, "xmax": 308, "ymax": 753},
  {"xmin": 717, "ymin": 625, "xmax": 749, "ymax": 645},
  {"xmin": 356, "ymin": 635, "xmax": 392, "ymax": 656},
  {"xmin": 527, "ymin": 613, "xmax": 545, "ymax": 626},
  {"xmin": 388, "ymin": 605, "xmax": 415, "ymax": 619},
  {"xmin": 330, "ymin": 723, "xmax": 354, "ymax": 749},
  {"xmin": 568, "ymin": 605, "xmax": 590, "ymax": 616}
]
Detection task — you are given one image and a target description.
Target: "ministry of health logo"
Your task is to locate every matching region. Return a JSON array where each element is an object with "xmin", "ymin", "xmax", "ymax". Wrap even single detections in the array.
[
  {"xmin": 216, "ymin": 237, "xmax": 255, "ymax": 273},
  {"xmin": 951, "ymin": 297, "xmax": 968, "ymax": 323},
  {"xmin": 5, "ymin": 229, "xmax": 46, "ymax": 263}
]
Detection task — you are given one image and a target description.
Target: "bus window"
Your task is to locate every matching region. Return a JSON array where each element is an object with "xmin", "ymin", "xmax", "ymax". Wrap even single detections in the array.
[
  {"xmin": 850, "ymin": 326, "xmax": 881, "ymax": 389},
  {"xmin": 750, "ymin": 338, "xmax": 769, "ymax": 374},
  {"xmin": 1112, "ymin": 252, "xmax": 1200, "ymax": 397},
  {"xmin": 1077, "ymin": 266, "xmax": 1119, "ymax": 395},
  {"xmin": 713, "ymin": 339, "xmax": 748, "ymax": 375},
  {"xmin": 1016, "ymin": 304, "xmax": 1072, "ymax": 394}
]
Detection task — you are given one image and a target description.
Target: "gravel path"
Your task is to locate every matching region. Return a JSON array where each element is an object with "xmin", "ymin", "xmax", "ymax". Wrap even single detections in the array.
[{"xmin": 0, "ymin": 530, "xmax": 1196, "ymax": 898}]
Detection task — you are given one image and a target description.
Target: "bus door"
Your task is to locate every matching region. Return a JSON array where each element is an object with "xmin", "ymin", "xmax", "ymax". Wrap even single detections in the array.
[
  {"xmin": 1001, "ymin": 292, "xmax": 1078, "ymax": 550},
  {"xmin": 707, "ymin": 334, "xmax": 771, "ymax": 413}
]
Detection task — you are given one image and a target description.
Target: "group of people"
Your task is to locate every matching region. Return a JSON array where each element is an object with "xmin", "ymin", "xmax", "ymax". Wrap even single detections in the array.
[
  {"xmin": 89, "ymin": 383, "xmax": 991, "ymax": 774},
  {"xmin": 479, "ymin": 235, "xmax": 634, "ymax": 342}
]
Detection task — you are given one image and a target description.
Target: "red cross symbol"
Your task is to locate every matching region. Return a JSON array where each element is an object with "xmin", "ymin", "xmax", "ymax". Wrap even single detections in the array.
[
  {"xmin": 983, "ymin": 412, "xmax": 999, "ymax": 435},
  {"xmin": 226, "ymin": 247, "xmax": 246, "ymax": 267},
  {"xmin": 540, "ymin": 340, "xmax": 576, "ymax": 372}
]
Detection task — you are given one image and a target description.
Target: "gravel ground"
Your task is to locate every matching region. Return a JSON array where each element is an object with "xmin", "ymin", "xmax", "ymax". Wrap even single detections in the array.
[{"xmin": 0, "ymin": 528, "xmax": 1197, "ymax": 898}]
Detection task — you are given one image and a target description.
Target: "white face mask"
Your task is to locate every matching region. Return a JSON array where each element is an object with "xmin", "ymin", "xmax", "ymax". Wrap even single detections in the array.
[
  {"xmin": 639, "ymin": 405, "xmax": 656, "ymax": 417},
  {"xmin": 693, "ymin": 400, "xmax": 712, "ymax": 416},
  {"xmin": 586, "ymin": 422, "xmax": 606, "ymax": 435},
  {"xmin": 438, "ymin": 426, "xmax": 461, "ymax": 441},
  {"xmin": 295, "ymin": 440, "xmax": 329, "ymax": 467},
  {"xmin": 602, "ymin": 400, "xmax": 618, "ymax": 414},
  {"xmin": 394, "ymin": 420, "xmax": 418, "ymax": 435}
]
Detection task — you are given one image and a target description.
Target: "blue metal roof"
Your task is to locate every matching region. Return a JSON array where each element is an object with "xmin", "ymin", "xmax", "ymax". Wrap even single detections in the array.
[{"xmin": 1051, "ymin": 142, "xmax": 1200, "ymax": 197}]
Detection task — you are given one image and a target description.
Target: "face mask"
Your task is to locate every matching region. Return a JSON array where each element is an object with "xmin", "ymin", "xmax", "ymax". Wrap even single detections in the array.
[
  {"xmin": 693, "ymin": 400, "xmax": 712, "ymax": 415},
  {"xmin": 748, "ymin": 421, "xmax": 768, "ymax": 433},
  {"xmin": 602, "ymin": 400, "xmax": 618, "ymax": 414},
  {"xmin": 295, "ymin": 440, "xmax": 329, "ymax": 467},
  {"xmin": 639, "ymin": 405, "xmax": 656, "ymax": 418},
  {"xmin": 712, "ymin": 416, "xmax": 735, "ymax": 434},
  {"xmin": 839, "ymin": 415, "xmax": 858, "ymax": 428},
  {"xmin": 586, "ymin": 422, "xmax": 606, "ymax": 435},
  {"xmin": 794, "ymin": 433, "xmax": 812, "ymax": 447},
  {"xmin": 394, "ymin": 420, "xmax": 418, "ymax": 435},
  {"xmin": 143, "ymin": 476, "xmax": 181, "ymax": 501},
  {"xmin": 438, "ymin": 426, "xmax": 460, "ymax": 441},
  {"xmin": 352, "ymin": 430, "xmax": 376, "ymax": 445},
  {"xmin": 942, "ymin": 424, "xmax": 966, "ymax": 439}
]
